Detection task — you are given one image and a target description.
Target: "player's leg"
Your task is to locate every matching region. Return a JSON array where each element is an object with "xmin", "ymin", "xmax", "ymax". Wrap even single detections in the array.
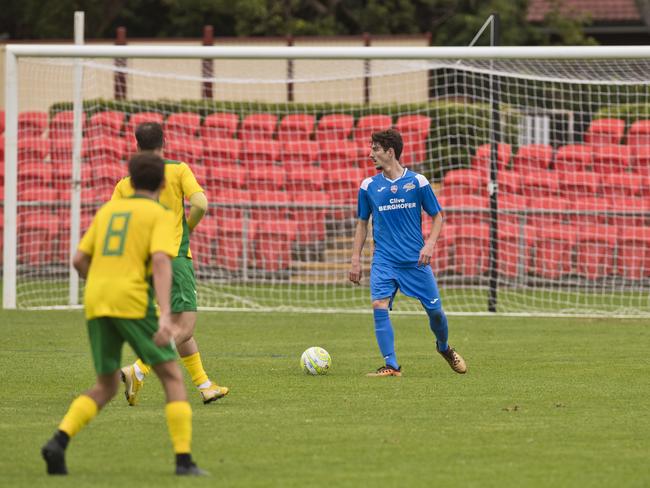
[
  {"xmin": 397, "ymin": 266, "xmax": 467, "ymax": 374},
  {"xmin": 366, "ymin": 262, "xmax": 401, "ymax": 377},
  {"xmin": 42, "ymin": 318, "xmax": 123, "ymax": 475},
  {"xmin": 171, "ymin": 257, "xmax": 228, "ymax": 404}
]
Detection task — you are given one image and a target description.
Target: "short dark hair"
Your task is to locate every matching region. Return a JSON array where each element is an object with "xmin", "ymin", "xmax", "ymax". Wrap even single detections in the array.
[
  {"xmin": 371, "ymin": 129, "xmax": 403, "ymax": 160},
  {"xmin": 128, "ymin": 152, "xmax": 165, "ymax": 192},
  {"xmin": 135, "ymin": 122, "xmax": 164, "ymax": 150}
]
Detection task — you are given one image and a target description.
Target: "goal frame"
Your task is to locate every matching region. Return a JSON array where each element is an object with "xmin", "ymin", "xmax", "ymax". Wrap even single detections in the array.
[{"xmin": 5, "ymin": 44, "xmax": 650, "ymax": 312}]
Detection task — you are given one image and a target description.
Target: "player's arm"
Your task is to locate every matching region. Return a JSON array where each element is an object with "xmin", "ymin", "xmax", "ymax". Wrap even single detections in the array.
[
  {"xmin": 349, "ymin": 219, "xmax": 369, "ymax": 285},
  {"xmin": 187, "ymin": 191, "xmax": 208, "ymax": 232},
  {"xmin": 419, "ymin": 212, "xmax": 443, "ymax": 266},
  {"xmin": 72, "ymin": 251, "xmax": 91, "ymax": 279}
]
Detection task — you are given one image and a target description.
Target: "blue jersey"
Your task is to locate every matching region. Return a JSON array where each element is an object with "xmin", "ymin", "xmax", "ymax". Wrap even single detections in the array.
[{"xmin": 357, "ymin": 168, "xmax": 442, "ymax": 267}]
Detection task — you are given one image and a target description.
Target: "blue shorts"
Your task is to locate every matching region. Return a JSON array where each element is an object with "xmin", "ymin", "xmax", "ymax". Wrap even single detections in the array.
[{"xmin": 370, "ymin": 261, "xmax": 442, "ymax": 310}]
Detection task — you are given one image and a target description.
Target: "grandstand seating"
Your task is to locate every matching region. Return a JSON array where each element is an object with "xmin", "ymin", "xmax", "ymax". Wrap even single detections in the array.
[
  {"xmin": 318, "ymin": 140, "xmax": 358, "ymax": 172},
  {"xmin": 591, "ymin": 144, "xmax": 631, "ymax": 173},
  {"xmin": 82, "ymin": 136, "xmax": 125, "ymax": 164},
  {"xmin": 631, "ymin": 145, "xmax": 650, "ymax": 172},
  {"xmin": 18, "ymin": 137, "xmax": 48, "ymax": 164},
  {"xmin": 281, "ymin": 140, "xmax": 318, "ymax": 166},
  {"xmin": 202, "ymin": 137, "xmax": 241, "ymax": 166},
  {"xmin": 88, "ymin": 111, "xmax": 124, "ymax": 138},
  {"xmin": 617, "ymin": 226, "xmax": 650, "ymax": 280},
  {"xmin": 247, "ymin": 165, "xmax": 286, "ymax": 192},
  {"xmin": 438, "ymin": 193, "xmax": 489, "ymax": 226},
  {"xmin": 49, "ymin": 111, "xmax": 77, "ymax": 139},
  {"xmin": 164, "ymin": 137, "xmax": 203, "ymax": 165},
  {"xmin": 353, "ymin": 114, "xmax": 392, "ymax": 143},
  {"xmin": 0, "ymin": 110, "xmax": 4, "ymax": 134},
  {"xmin": 126, "ymin": 112, "xmax": 164, "ymax": 135},
  {"xmin": 285, "ymin": 165, "xmax": 325, "ymax": 192},
  {"xmin": 558, "ymin": 171, "xmax": 600, "ymax": 200},
  {"xmin": 531, "ymin": 225, "xmax": 576, "ymax": 279},
  {"xmin": 451, "ymin": 223, "xmax": 490, "ymax": 277},
  {"xmin": 205, "ymin": 162, "xmax": 247, "ymax": 191},
  {"xmin": 277, "ymin": 114, "xmax": 316, "ymax": 141},
  {"xmin": 471, "ymin": 143, "xmax": 511, "ymax": 173},
  {"xmin": 241, "ymin": 139, "xmax": 280, "ymax": 168},
  {"xmin": 520, "ymin": 170, "xmax": 560, "ymax": 197},
  {"xmin": 626, "ymin": 119, "xmax": 650, "ymax": 147},
  {"xmin": 292, "ymin": 191, "xmax": 329, "ymax": 245},
  {"xmin": 165, "ymin": 112, "xmax": 201, "ymax": 138},
  {"xmin": 497, "ymin": 222, "xmax": 533, "ymax": 278},
  {"xmin": 512, "ymin": 143, "xmax": 553, "ymax": 172},
  {"xmin": 442, "ymin": 169, "xmax": 486, "ymax": 196},
  {"xmin": 18, "ymin": 111, "xmax": 48, "ymax": 137},
  {"xmin": 575, "ymin": 225, "xmax": 617, "ymax": 279},
  {"xmin": 601, "ymin": 173, "xmax": 642, "ymax": 197},
  {"xmin": 201, "ymin": 112, "xmax": 239, "ymax": 139},
  {"xmin": 241, "ymin": 114, "xmax": 277, "ymax": 141},
  {"xmin": 554, "ymin": 144, "xmax": 592, "ymax": 173},
  {"xmin": 584, "ymin": 118, "xmax": 625, "ymax": 145},
  {"xmin": 315, "ymin": 114, "xmax": 354, "ymax": 141}
]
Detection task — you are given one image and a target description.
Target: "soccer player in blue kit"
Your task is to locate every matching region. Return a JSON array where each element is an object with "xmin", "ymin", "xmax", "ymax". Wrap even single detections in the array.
[{"xmin": 349, "ymin": 129, "xmax": 467, "ymax": 377}]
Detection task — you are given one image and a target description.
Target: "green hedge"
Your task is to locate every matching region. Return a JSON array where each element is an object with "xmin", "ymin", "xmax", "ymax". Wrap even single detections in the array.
[
  {"xmin": 594, "ymin": 104, "xmax": 650, "ymax": 127},
  {"xmin": 50, "ymin": 98, "xmax": 520, "ymax": 180}
]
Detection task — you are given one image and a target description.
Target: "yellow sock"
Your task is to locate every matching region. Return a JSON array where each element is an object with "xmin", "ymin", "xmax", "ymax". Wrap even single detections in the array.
[
  {"xmin": 181, "ymin": 352, "xmax": 209, "ymax": 387},
  {"xmin": 165, "ymin": 401, "xmax": 192, "ymax": 454},
  {"xmin": 58, "ymin": 395, "xmax": 98, "ymax": 437},
  {"xmin": 135, "ymin": 358, "xmax": 152, "ymax": 376}
]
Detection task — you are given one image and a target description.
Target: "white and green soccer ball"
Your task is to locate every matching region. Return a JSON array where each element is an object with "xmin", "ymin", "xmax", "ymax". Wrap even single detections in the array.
[{"xmin": 300, "ymin": 347, "xmax": 331, "ymax": 375}]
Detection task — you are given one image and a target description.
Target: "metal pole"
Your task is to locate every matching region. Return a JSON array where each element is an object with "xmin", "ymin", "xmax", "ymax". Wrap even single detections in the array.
[
  {"xmin": 363, "ymin": 33, "xmax": 370, "ymax": 104},
  {"xmin": 487, "ymin": 13, "xmax": 500, "ymax": 312},
  {"xmin": 202, "ymin": 25, "xmax": 214, "ymax": 100},
  {"xmin": 69, "ymin": 11, "xmax": 84, "ymax": 305},
  {"xmin": 115, "ymin": 27, "xmax": 127, "ymax": 100},
  {"xmin": 287, "ymin": 34, "xmax": 294, "ymax": 102},
  {"xmin": 2, "ymin": 50, "xmax": 18, "ymax": 308}
]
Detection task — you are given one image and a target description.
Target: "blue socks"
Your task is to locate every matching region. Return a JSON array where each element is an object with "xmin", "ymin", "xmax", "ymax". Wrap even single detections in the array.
[
  {"xmin": 373, "ymin": 308, "xmax": 399, "ymax": 369},
  {"xmin": 426, "ymin": 307, "xmax": 449, "ymax": 352}
]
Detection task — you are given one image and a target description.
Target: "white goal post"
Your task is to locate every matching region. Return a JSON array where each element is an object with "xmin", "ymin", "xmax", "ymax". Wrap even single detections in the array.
[{"xmin": 4, "ymin": 44, "xmax": 650, "ymax": 316}]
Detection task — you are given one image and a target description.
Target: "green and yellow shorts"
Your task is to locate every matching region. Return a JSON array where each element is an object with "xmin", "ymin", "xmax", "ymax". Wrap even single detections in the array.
[
  {"xmin": 87, "ymin": 313, "xmax": 177, "ymax": 375},
  {"xmin": 171, "ymin": 256, "xmax": 197, "ymax": 313}
]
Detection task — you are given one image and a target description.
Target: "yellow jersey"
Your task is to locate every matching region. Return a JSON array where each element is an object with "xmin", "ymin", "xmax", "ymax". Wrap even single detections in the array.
[
  {"xmin": 79, "ymin": 195, "xmax": 177, "ymax": 320},
  {"xmin": 112, "ymin": 160, "xmax": 203, "ymax": 259}
]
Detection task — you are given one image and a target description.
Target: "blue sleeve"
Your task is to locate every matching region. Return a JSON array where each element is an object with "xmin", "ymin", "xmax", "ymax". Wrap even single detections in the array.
[
  {"xmin": 420, "ymin": 184, "xmax": 442, "ymax": 217},
  {"xmin": 357, "ymin": 188, "xmax": 371, "ymax": 220}
]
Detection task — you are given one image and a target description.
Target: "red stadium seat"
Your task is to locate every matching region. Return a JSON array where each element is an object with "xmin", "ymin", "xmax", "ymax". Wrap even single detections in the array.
[
  {"xmin": 520, "ymin": 170, "xmax": 559, "ymax": 198},
  {"xmin": 19, "ymin": 162, "xmax": 53, "ymax": 187},
  {"xmin": 558, "ymin": 171, "xmax": 601, "ymax": 201},
  {"xmin": 626, "ymin": 119, "xmax": 650, "ymax": 147},
  {"xmin": 213, "ymin": 189, "xmax": 248, "ymax": 223},
  {"xmin": 471, "ymin": 143, "xmax": 511, "ymax": 173},
  {"xmin": 608, "ymin": 197, "xmax": 648, "ymax": 228},
  {"xmin": 498, "ymin": 222, "xmax": 534, "ymax": 278},
  {"xmin": 18, "ymin": 210, "xmax": 59, "ymax": 265},
  {"xmin": 601, "ymin": 173, "xmax": 642, "ymax": 197},
  {"xmin": 241, "ymin": 139, "xmax": 280, "ymax": 168},
  {"xmin": 554, "ymin": 144, "xmax": 592, "ymax": 173},
  {"xmin": 513, "ymin": 144, "xmax": 553, "ymax": 172},
  {"xmin": 18, "ymin": 111, "xmax": 48, "ymax": 137},
  {"xmin": 191, "ymin": 216, "xmax": 217, "ymax": 268},
  {"xmin": 17, "ymin": 136, "xmax": 49, "ymax": 164},
  {"xmin": 498, "ymin": 194, "xmax": 528, "ymax": 227},
  {"xmin": 280, "ymin": 140, "xmax": 318, "ymax": 166},
  {"xmin": 395, "ymin": 115, "xmax": 430, "ymax": 139},
  {"xmin": 252, "ymin": 190, "xmax": 290, "ymax": 221},
  {"xmin": 439, "ymin": 193, "xmax": 489, "ymax": 226},
  {"xmin": 569, "ymin": 196, "xmax": 610, "ymax": 227},
  {"xmin": 87, "ymin": 111, "xmax": 124, "ymax": 138},
  {"xmin": 206, "ymin": 162, "xmax": 246, "ymax": 191},
  {"xmin": 126, "ymin": 112, "xmax": 164, "ymax": 136},
  {"xmin": 400, "ymin": 135, "xmax": 427, "ymax": 165},
  {"xmin": 82, "ymin": 136, "xmax": 125, "ymax": 165},
  {"xmin": 201, "ymin": 112, "xmax": 239, "ymax": 139},
  {"xmin": 442, "ymin": 169, "xmax": 486, "ymax": 196},
  {"xmin": 164, "ymin": 137, "xmax": 203, "ymax": 165},
  {"xmin": 425, "ymin": 220, "xmax": 454, "ymax": 274},
  {"xmin": 49, "ymin": 137, "xmax": 73, "ymax": 165},
  {"xmin": 286, "ymin": 165, "xmax": 325, "ymax": 192},
  {"xmin": 165, "ymin": 112, "xmax": 201, "ymax": 138},
  {"xmin": 617, "ymin": 226, "xmax": 650, "ymax": 280},
  {"xmin": 81, "ymin": 160, "xmax": 124, "ymax": 190},
  {"xmin": 0, "ymin": 109, "xmax": 4, "ymax": 134},
  {"xmin": 292, "ymin": 191, "xmax": 329, "ymax": 245},
  {"xmin": 240, "ymin": 114, "xmax": 277, "ymax": 141},
  {"xmin": 202, "ymin": 138, "xmax": 241, "ymax": 166},
  {"xmin": 585, "ymin": 118, "xmax": 625, "ymax": 145},
  {"xmin": 630, "ymin": 145, "xmax": 650, "ymax": 172},
  {"xmin": 0, "ymin": 134, "xmax": 4, "ymax": 164},
  {"xmin": 214, "ymin": 216, "xmax": 255, "ymax": 273},
  {"xmin": 277, "ymin": 114, "xmax": 316, "ymax": 142},
  {"xmin": 531, "ymin": 225, "xmax": 576, "ymax": 279},
  {"xmin": 353, "ymin": 114, "xmax": 392, "ymax": 143},
  {"xmin": 49, "ymin": 111, "xmax": 79, "ymax": 139},
  {"xmin": 451, "ymin": 223, "xmax": 490, "ymax": 277},
  {"xmin": 315, "ymin": 114, "xmax": 355, "ymax": 141},
  {"xmin": 318, "ymin": 140, "xmax": 360, "ymax": 172},
  {"xmin": 324, "ymin": 167, "xmax": 365, "ymax": 221},
  {"xmin": 248, "ymin": 165, "xmax": 286, "ymax": 192},
  {"xmin": 497, "ymin": 171, "xmax": 521, "ymax": 195},
  {"xmin": 591, "ymin": 144, "xmax": 631, "ymax": 173},
  {"xmin": 252, "ymin": 220, "xmax": 296, "ymax": 273},
  {"xmin": 575, "ymin": 225, "xmax": 617, "ymax": 279},
  {"xmin": 526, "ymin": 196, "xmax": 569, "ymax": 228}
]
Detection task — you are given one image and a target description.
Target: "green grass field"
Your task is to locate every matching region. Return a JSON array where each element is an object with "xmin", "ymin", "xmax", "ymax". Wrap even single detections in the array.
[{"xmin": 1, "ymin": 310, "xmax": 648, "ymax": 487}]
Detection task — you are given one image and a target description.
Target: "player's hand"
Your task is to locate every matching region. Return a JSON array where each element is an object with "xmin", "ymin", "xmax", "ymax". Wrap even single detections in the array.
[
  {"xmin": 349, "ymin": 261, "xmax": 362, "ymax": 285},
  {"xmin": 418, "ymin": 243, "xmax": 435, "ymax": 266},
  {"xmin": 153, "ymin": 313, "xmax": 175, "ymax": 347}
]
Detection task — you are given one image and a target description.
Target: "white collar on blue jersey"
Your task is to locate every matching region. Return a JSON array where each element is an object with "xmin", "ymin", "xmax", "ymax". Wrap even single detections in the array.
[{"xmin": 381, "ymin": 167, "xmax": 407, "ymax": 183}]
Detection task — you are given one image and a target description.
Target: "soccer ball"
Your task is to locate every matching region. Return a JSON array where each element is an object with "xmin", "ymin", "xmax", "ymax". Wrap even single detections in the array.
[{"xmin": 300, "ymin": 347, "xmax": 331, "ymax": 375}]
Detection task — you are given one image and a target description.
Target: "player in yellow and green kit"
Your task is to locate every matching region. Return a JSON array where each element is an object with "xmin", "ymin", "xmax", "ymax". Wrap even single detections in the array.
[
  {"xmin": 115, "ymin": 122, "xmax": 228, "ymax": 405},
  {"xmin": 41, "ymin": 153, "xmax": 206, "ymax": 476}
]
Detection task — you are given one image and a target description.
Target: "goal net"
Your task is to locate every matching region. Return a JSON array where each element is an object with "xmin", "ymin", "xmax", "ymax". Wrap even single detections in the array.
[{"xmin": 4, "ymin": 45, "xmax": 650, "ymax": 316}]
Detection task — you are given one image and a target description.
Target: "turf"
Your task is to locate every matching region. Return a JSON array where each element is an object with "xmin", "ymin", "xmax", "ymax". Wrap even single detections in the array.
[{"xmin": 0, "ymin": 309, "xmax": 648, "ymax": 487}]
